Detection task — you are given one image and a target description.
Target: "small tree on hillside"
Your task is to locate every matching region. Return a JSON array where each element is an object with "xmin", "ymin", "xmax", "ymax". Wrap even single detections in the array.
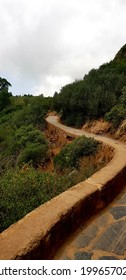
[{"xmin": 0, "ymin": 77, "xmax": 12, "ymax": 112}]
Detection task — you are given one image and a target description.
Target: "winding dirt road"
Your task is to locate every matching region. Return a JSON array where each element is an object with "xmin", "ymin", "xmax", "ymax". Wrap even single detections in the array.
[
  {"xmin": 46, "ymin": 115, "xmax": 126, "ymax": 189},
  {"xmin": 46, "ymin": 115, "xmax": 126, "ymax": 260}
]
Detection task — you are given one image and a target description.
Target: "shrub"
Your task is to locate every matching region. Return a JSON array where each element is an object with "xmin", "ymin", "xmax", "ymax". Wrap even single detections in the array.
[
  {"xmin": 54, "ymin": 136, "xmax": 98, "ymax": 171},
  {"xmin": 18, "ymin": 143, "xmax": 49, "ymax": 167},
  {"xmin": 0, "ymin": 167, "xmax": 72, "ymax": 232},
  {"xmin": 13, "ymin": 124, "xmax": 47, "ymax": 149},
  {"xmin": 105, "ymin": 104, "xmax": 126, "ymax": 128},
  {"xmin": 0, "ymin": 123, "xmax": 49, "ymax": 172}
]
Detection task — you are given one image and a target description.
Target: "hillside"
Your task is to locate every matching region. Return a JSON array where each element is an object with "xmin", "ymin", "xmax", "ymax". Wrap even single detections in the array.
[
  {"xmin": 53, "ymin": 44, "xmax": 126, "ymax": 131},
  {"xmin": 114, "ymin": 44, "xmax": 126, "ymax": 60},
  {"xmin": 0, "ymin": 79, "xmax": 107, "ymax": 233}
]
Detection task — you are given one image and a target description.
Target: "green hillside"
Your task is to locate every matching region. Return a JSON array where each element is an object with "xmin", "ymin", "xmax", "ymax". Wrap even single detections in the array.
[{"xmin": 53, "ymin": 44, "xmax": 126, "ymax": 128}]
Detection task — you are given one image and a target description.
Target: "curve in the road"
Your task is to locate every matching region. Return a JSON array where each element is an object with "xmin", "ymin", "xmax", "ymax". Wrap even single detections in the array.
[
  {"xmin": 0, "ymin": 115, "xmax": 126, "ymax": 260},
  {"xmin": 46, "ymin": 115, "xmax": 126, "ymax": 196}
]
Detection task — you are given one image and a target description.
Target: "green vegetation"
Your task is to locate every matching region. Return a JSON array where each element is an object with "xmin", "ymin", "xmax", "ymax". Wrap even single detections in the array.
[
  {"xmin": 53, "ymin": 44, "xmax": 126, "ymax": 128},
  {"xmin": 0, "ymin": 78, "xmax": 12, "ymax": 112},
  {"xmin": 0, "ymin": 167, "xmax": 72, "ymax": 232},
  {"xmin": 15, "ymin": 125, "xmax": 49, "ymax": 167},
  {"xmin": 105, "ymin": 86, "xmax": 126, "ymax": 128},
  {"xmin": 0, "ymin": 133, "xmax": 100, "ymax": 232},
  {"xmin": 54, "ymin": 136, "xmax": 98, "ymax": 171},
  {"xmin": 0, "ymin": 92, "xmax": 52, "ymax": 174}
]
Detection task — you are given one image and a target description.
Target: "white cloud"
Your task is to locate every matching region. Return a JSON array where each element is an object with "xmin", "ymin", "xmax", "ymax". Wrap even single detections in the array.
[
  {"xmin": 0, "ymin": 0, "xmax": 126, "ymax": 96},
  {"xmin": 31, "ymin": 75, "xmax": 73, "ymax": 96}
]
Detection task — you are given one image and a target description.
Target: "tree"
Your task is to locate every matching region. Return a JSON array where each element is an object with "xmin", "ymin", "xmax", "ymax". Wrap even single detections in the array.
[{"xmin": 0, "ymin": 77, "xmax": 12, "ymax": 112}]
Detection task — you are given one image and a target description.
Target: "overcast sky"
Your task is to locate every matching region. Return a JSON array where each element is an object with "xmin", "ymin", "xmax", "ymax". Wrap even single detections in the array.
[{"xmin": 0, "ymin": 0, "xmax": 126, "ymax": 96}]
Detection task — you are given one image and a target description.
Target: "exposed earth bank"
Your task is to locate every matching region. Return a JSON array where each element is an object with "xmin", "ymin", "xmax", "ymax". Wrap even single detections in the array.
[{"xmin": 82, "ymin": 119, "xmax": 126, "ymax": 143}]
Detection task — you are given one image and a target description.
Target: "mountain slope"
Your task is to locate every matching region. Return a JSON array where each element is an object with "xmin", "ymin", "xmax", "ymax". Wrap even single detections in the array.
[{"xmin": 53, "ymin": 44, "xmax": 126, "ymax": 128}]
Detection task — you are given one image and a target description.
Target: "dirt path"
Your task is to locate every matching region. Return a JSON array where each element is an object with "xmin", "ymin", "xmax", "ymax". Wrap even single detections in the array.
[{"xmin": 46, "ymin": 115, "xmax": 126, "ymax": 186}]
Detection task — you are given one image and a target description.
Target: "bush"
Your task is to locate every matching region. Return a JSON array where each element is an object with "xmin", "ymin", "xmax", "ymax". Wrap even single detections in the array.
[
  {"xmin": 18, "ymin": 143, "xmax": 49, "ymax": 167},
  {"xmin": 54, "ymin": 136, "xmax": 98, "ymax": 171},
  {"xmin": 0, "ymin": 123, "xmax": 49, "ymax": 172},
  {"xmin": 0, "ymin": 167, "xmax": 72, "ymax": 232},
  {"xmin": 13, "ymin": 124, "xmax": 47, "ymax": 149},
  {"xmin": 105, "ymin": 104, "xmax": 126, "ymax": 128}
]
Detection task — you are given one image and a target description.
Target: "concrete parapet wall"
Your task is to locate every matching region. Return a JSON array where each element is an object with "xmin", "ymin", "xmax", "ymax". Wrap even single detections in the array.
[
  {"xmin": 46, "ymin": 120, "xmax": 67, "ymax": 147},
  {"xmin": 0, "ymin": 116, "xmax": 126, "ymax": 260}
]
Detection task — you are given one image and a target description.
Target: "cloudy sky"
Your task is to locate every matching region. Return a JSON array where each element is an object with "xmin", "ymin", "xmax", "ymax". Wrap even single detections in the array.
[{"xmin": 0, "ymin": 0, "xmax": 126, "ymax": 96}]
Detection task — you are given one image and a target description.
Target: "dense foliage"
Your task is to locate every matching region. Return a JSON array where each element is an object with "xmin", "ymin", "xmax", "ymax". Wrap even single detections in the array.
[
  {"xmin": 0, "ymin": 78, "xmax": 12, "ymax": 112},
  {"xmin": 0, "ymin": 167, "xmax": 72, "ymax": 232},
  {"xmin": 53, "ymin": 44, "xmax": 126, "ymax": 127},
  {"xmin": 105, "ymin": 86, "xmax": 126, "ymax": 127},
  {"xmin": 54, "ymin": 136, "xmax": 98, "ymax": 171},
  {"xmin": 0, "ymin": 93, "xmax": 52, "ymax": 173}
]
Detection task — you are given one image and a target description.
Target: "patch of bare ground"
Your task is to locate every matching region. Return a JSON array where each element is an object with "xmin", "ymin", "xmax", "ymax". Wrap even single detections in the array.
[{"xmin": 82, "ymin": 119, "xmax": 126, "ymax": 143}]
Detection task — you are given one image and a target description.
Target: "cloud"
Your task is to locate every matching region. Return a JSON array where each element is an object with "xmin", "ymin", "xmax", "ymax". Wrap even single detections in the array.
[{"xmin": 0, "ymin": 0, "xmax": 126, "ymax": 96}]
